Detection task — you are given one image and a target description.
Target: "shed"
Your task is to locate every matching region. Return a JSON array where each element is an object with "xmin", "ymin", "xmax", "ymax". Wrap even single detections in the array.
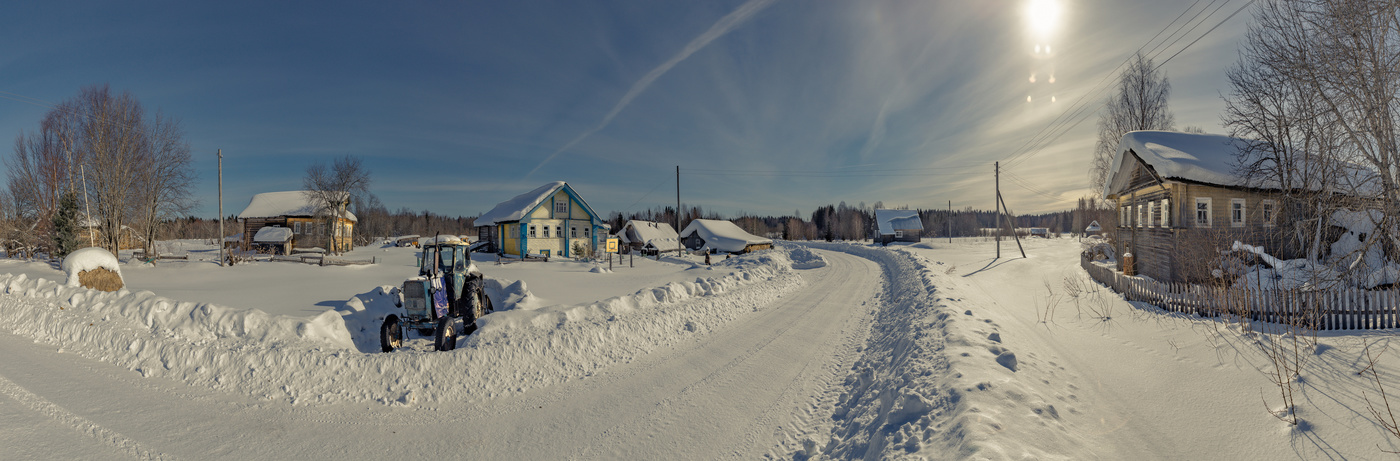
[
  {"xmin": 252, "ymin": 226, "xmax": 293, "ymax": 255},
  {"xmin": 616, "ymin": 220, "xmax": 681, "ymax": 255},
  {"xmin": 874, "ymin": 209, "xmax": 923, "ymax": 245},
  {"xmin": 679, "ymin": 219, "xmax": 772, "ymax": 254}
]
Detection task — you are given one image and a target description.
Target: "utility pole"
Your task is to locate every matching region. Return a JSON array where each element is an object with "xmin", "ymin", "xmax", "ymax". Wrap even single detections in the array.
[
  {"xmin": 995, "ymin": 162, "xmax": 1000, "ymax": 258},
  {"xmin": 947, "ymin": 200, "xmax": 952, "ymax": 244},
  {"xmin": 218, "ymin": 149, "xmax": 225, "ymax": 267},
  {"xmin": 676, "ymin": 165, "xmax": 682, "ymax": 253}
]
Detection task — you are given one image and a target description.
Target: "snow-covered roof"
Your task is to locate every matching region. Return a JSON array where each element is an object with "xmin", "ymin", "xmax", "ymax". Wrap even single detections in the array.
[
  {"xmin": 617, "ymin": 220, "xmax": 680, "ymax": 249},
  {"xmin": 237, "ymin": 191, "xmax": 358, "ymax": 222},
  {"xmin": 478, "ymin": 182, "xmax": 599, "ymax": 226},
  {"xmin": 679, "ymin": 219, "xmax": 772, "ymax": 253},
  {"xmin": 1085, "ymin": 221, "xmax": 1102, "ymax": 232},
  {"xmin": 224, "ymin": 233, "xmax": 243, "ymax": 242},
  {"xmin": 874, "ymin": 209, "xmax": 922, "ymax": 236},
  {"xmin": 1102, "ymin": 131, "xmax": 1248, "ymax": 198},
  {"xmin": 253, "ymin": 226, "xmax": 293, "ymax": 243}
]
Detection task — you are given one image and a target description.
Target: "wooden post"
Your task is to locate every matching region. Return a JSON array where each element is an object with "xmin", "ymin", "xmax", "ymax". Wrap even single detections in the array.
[
  {"xmin": 995, "ymin": 162, "xmax": 1000, "ymax": 258},
  {"xmin": 948, "ymin": 200, "xmax": 952, "ymax": 244}
]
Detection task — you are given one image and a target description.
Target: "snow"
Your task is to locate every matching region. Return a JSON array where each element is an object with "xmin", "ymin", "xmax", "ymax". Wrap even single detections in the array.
[
  {"xmin": 477, "ymin": 181, "xmax": 598, "ymax": 226},
  {"xmin": 1102, "ymin": 130, "xmax": 1247, "ymax": 196},
  {"xmin": 678, "ymin": 219, "xmax": 771, "ymax": 253},
  {"xmin": 616, "ymin": 220, "xmax": 679, "ymax": 250},
  {"xmin": 874, "ymin": 209, "xmax": 923, "ymax": 235},
  {"xmin": 59, "ymin": 247, "xmax": 122, "ymax": 288},
  {"xmin": 4, "ymin": 237, "xmax": 1400, "ymax": 458},
  {"xmin": 236, "ymin": 190, "xmax": 358, "ymax": 222},
  {"xmin": 252, "ymin": 226, "xmax": 292, "ymax": 243}
]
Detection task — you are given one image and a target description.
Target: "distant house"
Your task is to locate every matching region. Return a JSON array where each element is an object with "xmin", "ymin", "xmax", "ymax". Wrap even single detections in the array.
[
  {"xmin": 679, "ymin": 219, "xmax": 773, "ymax": 254},
  {"xmin": 616, "ymin": 220, "xmax": 681, "ymax": 255},
  {"xmin": 236, "ymin": 191, "xmax": 356, "ymax": 253},
  {"xmin": 1028, "ymin": 228, "xmax": 1050, "ymax": 238},
  {"xmin": 76, "ymin": 216, "xmax": 144, "ymax": 251},
  {"xmin": 874, "ymin": 209, "xmax": 923, "ymax": 245},
  {"xmin": 476, "ymin": 182, "xmax": 605, "ymax": 259},
  {"xmin": 1102, "ymin": 130, "xmax": 1291, "ymax": 282}
]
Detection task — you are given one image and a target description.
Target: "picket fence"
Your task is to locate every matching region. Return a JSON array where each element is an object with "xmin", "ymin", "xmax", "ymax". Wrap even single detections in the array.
[{"xmin": 1080, "ymin": 256, "xmax": 1400, "ymax": 330}]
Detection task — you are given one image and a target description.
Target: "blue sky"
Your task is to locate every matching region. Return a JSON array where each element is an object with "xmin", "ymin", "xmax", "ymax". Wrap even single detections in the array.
[{"xmin": 0, "ymin": 0, "xmax": 1252, "ymax": 218}]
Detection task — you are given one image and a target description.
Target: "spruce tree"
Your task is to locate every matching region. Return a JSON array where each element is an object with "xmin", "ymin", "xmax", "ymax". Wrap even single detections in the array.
[{"xmin": 51, "ymin": 192, "xmax": 81, "ymax": 260}]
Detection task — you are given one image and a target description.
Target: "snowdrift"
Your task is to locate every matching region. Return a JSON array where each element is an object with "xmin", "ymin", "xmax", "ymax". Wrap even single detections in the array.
[{"xmin": 0, "ymin": 248, "xmax": 808, "ymax": 406}]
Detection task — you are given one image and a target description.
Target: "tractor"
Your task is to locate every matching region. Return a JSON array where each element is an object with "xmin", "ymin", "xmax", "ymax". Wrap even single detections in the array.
[{"xmin": 381, "ymin": 238, "xmax": 494, "ymax": 352}]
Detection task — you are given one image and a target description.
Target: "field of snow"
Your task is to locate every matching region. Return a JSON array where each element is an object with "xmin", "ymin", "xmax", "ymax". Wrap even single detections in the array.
[{"xmin": 1, "ymin": 238, "xmax": 1398, "ymax": 459}]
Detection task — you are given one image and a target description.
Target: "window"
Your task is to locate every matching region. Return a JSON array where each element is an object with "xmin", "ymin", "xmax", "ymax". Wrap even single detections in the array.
[
  {"xmin": 895, "ymin": 230, "xmax": 904, "ymax": 238},
  {"xmin": 1195, "ymin": 197, "xmax": 1212, "ymax": 227},
  {"xmin": 529, "ymin": 224, "xmax": 537, "ymax": 238},
  {"xmin": 542, "ymin": 225, "xmax": 551, "ymax": 238},
  {"xmin": 1161, "ymin": 199, "xmax": 1171, "ymax": 228},
  {"xmin": 294, "ymin": 222, "xmax": 302, "ymax": 234},
  {"xmin": 584, "ymin": 227, "xmax": 590, "ymax": 238},
  {"xmin": 1262, "ymin": 200, "xmax": 1276, "ymax": 227},
  {"xmin": 1231, "ymin": 198, "xmax": 1246, "ymax": 227},
  {"xmin": 1148, "ymin": 201, "xmax": 1158, "ymax": 227},
  {"xmin": 555, "ymin": 201, "xmax": 568, "ymax": 214},
  {"xmin": 571, "ymin": 226, "xmax": 578, "ymax": 238},
  {"xmin": 1121, "ymin": 206, "xmax": 1128, "ymax": 226},
  {"xmin": 1137, "ymin": 205, "xmax": 1144, "ymax": 228}
]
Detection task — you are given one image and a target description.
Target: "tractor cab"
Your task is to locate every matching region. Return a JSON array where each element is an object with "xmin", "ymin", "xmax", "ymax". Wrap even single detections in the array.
[{"xmin": 382, "ymin": 238, "xmax": 494, "ymax": 352}]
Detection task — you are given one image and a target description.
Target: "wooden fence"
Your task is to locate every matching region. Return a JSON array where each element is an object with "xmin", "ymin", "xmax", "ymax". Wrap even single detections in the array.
[{"xmin": 1080, "ymin": 256, "xmax": 1400, "ymax": 330}]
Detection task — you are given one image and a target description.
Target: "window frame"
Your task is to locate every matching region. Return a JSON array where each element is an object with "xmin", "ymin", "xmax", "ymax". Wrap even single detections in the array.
[
  {"xmin": 1160, "ymin": 199, "xmax": 1171, "ymax": 228},
  {"xmin": 1261, "ymin": 200, "xmax": 1277, "ymax": 227},
  {"xmin": 554, "ymin": 201, "xmax": 568, "ymax": 215},
  {"xmin": 1137, "ymin": 204, "xmax": 1144, "ymax": 228},
  {"xmin": 1231, "ymin": 198, "xmax": 1246, "ymax": 227},
  {"xmin": 1195, "ymin": 197, "xmax": 1212, "ymax": 228},
  {"xmin": 529, "ymin": 224, "xmax": 537, "ymax": 238}
]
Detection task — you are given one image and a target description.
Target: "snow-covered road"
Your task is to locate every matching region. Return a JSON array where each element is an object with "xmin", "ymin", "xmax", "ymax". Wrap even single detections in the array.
[{"xmin": 0, "ymin": 249, "xmax": 878, "ymax": 459}]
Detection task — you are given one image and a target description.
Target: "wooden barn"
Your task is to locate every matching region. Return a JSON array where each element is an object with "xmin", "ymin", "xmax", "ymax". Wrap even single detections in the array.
[
  {"xmin": 1103, "ymin": 130, "xmax": 1291, "ymax": 283},
  {"xmin": 236, "ymin": 191, "xmax": 357, "ymax": 253},
  {"xmin": 679, "ymin": 219, "xmax": 772, "ymax": 254},
  {"xmin": 476, "ymin": 182, "xmax": 606, "ymax": 259},
  {"xmin": 874, "ymin": 209, "xmax": 923, "ymax": 245}
]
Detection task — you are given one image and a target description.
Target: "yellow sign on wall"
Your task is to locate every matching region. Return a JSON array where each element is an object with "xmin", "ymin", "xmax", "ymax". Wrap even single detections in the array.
[{"xmin": 606, "ymin": 238, "xmax": 619, "ymax": 253}]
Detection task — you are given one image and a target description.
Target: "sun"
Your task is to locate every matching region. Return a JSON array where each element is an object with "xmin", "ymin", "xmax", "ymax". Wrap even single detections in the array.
[{"xmin": 1024, "ymin": 0, "xmax": 1062, "ymax": 40}]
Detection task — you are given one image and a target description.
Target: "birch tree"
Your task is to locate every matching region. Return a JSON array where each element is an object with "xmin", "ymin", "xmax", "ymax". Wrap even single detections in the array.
[{"xmin": 1090, "ymin": 52, "xmax": 1176, "ymax": 189}]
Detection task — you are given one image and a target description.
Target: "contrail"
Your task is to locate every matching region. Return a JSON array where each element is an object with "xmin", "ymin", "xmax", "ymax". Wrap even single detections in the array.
[{"xmin": 526, "ymin": 0, "xmax": 778, "ymax": 178}]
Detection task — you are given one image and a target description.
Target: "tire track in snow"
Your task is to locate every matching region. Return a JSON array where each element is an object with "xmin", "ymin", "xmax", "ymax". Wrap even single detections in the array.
[
  {"xmin": 569, "ymin": 251, "xmax": 879, "ymax": 459},
  {"xmin": 0, "ymin": 372, "xmax": 173, "ymax": 460}
]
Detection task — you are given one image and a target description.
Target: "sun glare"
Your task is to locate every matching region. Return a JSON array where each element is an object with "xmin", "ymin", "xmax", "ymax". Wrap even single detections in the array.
[{"xmin": 1025, "ymin": 0, "xmax": 1061, "ymax": 39}]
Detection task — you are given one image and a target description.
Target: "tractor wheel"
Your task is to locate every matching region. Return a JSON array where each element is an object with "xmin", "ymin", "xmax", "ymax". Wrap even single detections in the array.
[
  {"xmin": 434, "ymin": 316, "xmax": 458, "ymax": 351},
  {"xmin": 380, "ymin": 314, "xmax": 403, "ymax": 353}
]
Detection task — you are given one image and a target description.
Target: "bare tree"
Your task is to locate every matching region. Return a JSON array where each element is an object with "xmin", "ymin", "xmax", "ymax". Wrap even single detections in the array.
[
  {"xmin": 131, "ymin": 113, "xmax": 196, "ymax": 256},
  {"xmin": 1091, "ymin": 52, "xmax": 1176, "ymax": 189},
  {"xmin": 1223, "ymin": 0, "xmax": 1400, "ymax": 275},
  {"xmin": 304, "ymin": 155, "xmax": 371, "ymax": 255}
]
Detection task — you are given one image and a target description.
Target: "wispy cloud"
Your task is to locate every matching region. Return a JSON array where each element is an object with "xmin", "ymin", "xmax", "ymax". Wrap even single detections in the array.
[{"xmin": 525, "ymin": 0, "xmax": 778, "ymax": 178}]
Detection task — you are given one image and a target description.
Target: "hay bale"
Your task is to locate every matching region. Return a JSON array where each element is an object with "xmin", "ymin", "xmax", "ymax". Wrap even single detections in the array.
[{"xmin": 77, "ymin": 267, "xmax": 124, "ymax": 292}]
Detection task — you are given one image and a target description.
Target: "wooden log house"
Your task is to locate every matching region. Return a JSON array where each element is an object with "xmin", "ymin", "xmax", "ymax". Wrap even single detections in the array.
[{"xmin": 1103, "ymin": 131, "xmax": 1291, "ymax": 283}]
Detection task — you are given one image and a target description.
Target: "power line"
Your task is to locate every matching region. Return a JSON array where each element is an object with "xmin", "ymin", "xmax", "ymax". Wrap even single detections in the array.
[{"xmin": 1001, "ymin": 0, "xmax": 1252, "ymax": 170}]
